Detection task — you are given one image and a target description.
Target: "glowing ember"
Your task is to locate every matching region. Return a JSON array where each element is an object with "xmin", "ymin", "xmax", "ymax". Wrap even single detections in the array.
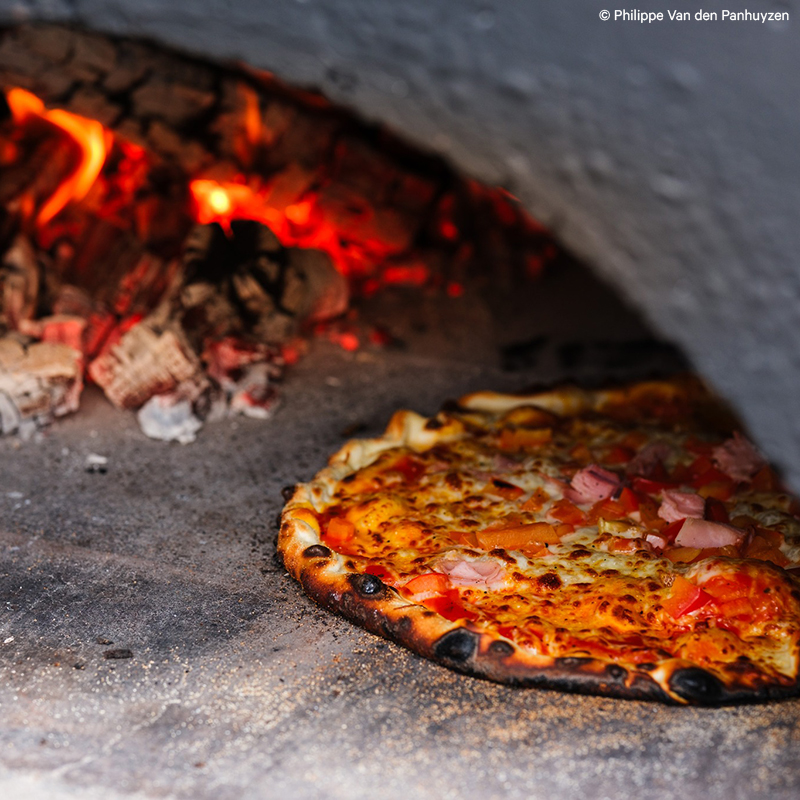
[{"xmin": 6, "ymin": 87, "xmax": 108, "ymax": 225}]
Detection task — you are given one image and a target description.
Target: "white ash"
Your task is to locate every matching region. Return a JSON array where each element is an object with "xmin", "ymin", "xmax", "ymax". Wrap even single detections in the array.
[{"xmin": 136, "ymin": 394, "xmax": 203, "ymax": 444}]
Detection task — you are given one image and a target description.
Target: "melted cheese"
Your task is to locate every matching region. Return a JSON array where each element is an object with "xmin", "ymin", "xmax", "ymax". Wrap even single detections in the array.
[{"xmin": 310, "ymin": 400, "xmax": 800, "ymax": 682}]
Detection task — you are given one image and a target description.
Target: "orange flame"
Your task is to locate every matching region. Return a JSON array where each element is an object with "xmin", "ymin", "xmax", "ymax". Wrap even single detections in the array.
[{"xmin": 6, "ymin": 88, "xmax": 108, "ymax": 225}]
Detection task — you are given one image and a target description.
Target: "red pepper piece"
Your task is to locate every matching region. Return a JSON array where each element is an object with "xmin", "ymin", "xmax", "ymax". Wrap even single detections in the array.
[
  {"xmin": 632, "ymin": 477, "xmax": 678, "ymax": 495},
  {"xmin": 704, "ymin": 497, "xmax": 730, "ymax": 524},
  {"xmin": 663, "ymin": 575, "xmax": 713, "ymax": 619}
]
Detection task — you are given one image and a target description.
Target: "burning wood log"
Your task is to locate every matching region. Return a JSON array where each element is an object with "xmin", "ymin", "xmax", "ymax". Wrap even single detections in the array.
[
  {"xmin": 84, "ymin": 219, "xmax": 344, "ymax": 438},
  {"xmin": 0, "ymin": 25, "xmax": 563, "ymax": 441},
  {"xmin": 179, "ymin": 220, "xmax": 348, "ymax": 346},
  {"xmin": 88, "ymin": 319, "xmax": 204, "ymax": 410}
]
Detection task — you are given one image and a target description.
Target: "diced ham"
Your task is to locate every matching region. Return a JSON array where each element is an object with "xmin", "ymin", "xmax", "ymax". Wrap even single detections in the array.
[
  {"xmin": 626, "ymin": 441, "xmax": 672, "ymax": 477},
  {"xmin": 658, "ymin": 489, "xmax": 706, "ymax": 523},
  {"xmin": 673, "ymin": 517, "xmax": 745, "ymax": 549},
  {"xmin": 645, "ymin": 532, "xmax": 668, "ymax": 552},
  {"xmin": 436, "ymin": 558, "xmax": 506, "ymax": 590},
  {"xmin": 712, "ymin": 432, "xmax": 766, "ymax": 482},
  {"xmin": 566, "ymin": 465, "xmax": 621, "ymax": 504}
]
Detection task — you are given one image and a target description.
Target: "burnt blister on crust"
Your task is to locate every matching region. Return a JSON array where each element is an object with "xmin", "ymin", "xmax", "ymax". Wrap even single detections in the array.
[
  {"xmin": 349, "ymin": 573, "xmax": 386, "ymax": 598},
  {"xmin": 487, "ymin": 640, "xmax": 515, "ymax": 657},
  {"xmin": 434, "ymin": 628, "xmax": 478, "ymax": 664},
  {"xmin": 604, "ymin": 663, "xmax": 627, "ymax": 683},
  {"xmin": 303, "ymin": 545, "xmax": 332, "ymax": 559},
  {"xmin": 556, "ymin": 656, "xmax": 594, "ymax": 669},
  {"xmin": 669, "ymin": 666, "xmax": 724, "ymax": 704}
]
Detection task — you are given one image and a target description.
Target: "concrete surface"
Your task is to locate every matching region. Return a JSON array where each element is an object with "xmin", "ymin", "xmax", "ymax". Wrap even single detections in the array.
[
  {"xmin": 0, "ymin": 2, "xmax": 798, "ymax": 490},
  {"xmin": 1, "ymin": 275, "xmax": 799, "ymax": 800}
]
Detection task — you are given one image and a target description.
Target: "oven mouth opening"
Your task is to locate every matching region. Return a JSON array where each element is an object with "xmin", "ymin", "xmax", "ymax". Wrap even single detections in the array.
[{"xmin": 0, "ymin": 23, "xmax": 687, "ymax": 442}]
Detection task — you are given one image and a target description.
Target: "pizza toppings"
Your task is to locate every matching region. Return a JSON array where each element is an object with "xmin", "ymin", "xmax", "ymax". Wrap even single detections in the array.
[
  {"xmin": 567, "ymin": 465, "xmax": 621, "ymax": 504},
  {"xmin": 627, "ymin": 441, "xmax": 673, "ymax": 478},
  {"xmin": 712, "ymin": 432, "xmax": 765, "ymax": 481},
  {"xmin": 658, "ymin": 489, "xmax": 705, "ymax": 523},
  {"xmin": 280, "ymin": 379, "xmax": 800, "ymax": 704},
  {"xmin": 673, "ymin": 518, "xmax": 745, "ymax": 549},
  {"xmin": 662, "ymin": 575, "xmax": 713, "ymax": 619},
  {"xmin": 436, "ymin": 557, "xmax": 506, "ymax": 589}
]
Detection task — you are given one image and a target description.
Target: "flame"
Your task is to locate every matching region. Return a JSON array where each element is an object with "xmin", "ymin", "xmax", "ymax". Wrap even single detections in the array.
[
  {"xmin": 6, "ymin": 88, "xmax": 108, "ymax": 225},
  {"xmin": 242, "ymin": 86, "xmax": 262, "ymax": 148},
  {"xmin": 189, "ymin": 178, "xmax": 369, "ymax": 277}
]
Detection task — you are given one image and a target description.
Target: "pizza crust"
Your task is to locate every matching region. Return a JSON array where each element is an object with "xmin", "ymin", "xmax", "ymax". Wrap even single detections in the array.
[{"xmin": 278, "ymin": 379, "xmax": 800, "ymax": 705}]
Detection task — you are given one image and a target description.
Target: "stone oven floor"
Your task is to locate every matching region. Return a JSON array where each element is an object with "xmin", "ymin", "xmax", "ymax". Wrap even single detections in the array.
[{"xmin": 1, "ymin": 264, "xmax": 798, "ymax": 800}]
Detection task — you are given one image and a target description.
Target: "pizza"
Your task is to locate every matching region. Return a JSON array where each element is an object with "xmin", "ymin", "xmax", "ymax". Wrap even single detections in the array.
[{"xmin": 278, "ymin": 378, "xmax": 800, "ymax": 705}]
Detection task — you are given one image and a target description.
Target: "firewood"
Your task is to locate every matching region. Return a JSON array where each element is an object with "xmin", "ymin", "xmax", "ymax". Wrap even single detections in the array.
[
  {"xmin": 88, "ymin": 319, "xmax": 204, "ymax": 410},
  {"xmin": 0, "ymin": 334, "xmax": 82, "ymax": 434}
]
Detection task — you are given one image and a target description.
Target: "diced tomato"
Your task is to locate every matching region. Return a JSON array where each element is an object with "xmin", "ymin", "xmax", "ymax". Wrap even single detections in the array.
[
  {"xmin": 603, "ymin": 445, "xmax": 635, "ymax": 465},
  {"xmin": 477, "ymin": 521, "xmax": 561, "ymax": 550},
  {"xmin": 325, "ymin": 517, "xmax": 355, "ymax": 545},
  {"xmin": 687, "ymin": 455, "xmax": 714, "ymax": 477},
  {"xmin": 547, "ymin": 498, "xmax": 586, "ymax": 525},
  {"xmin": 704, "ymin": 497, "xmax": 730, "ymax": 524},
  {"xmin": 521, "ymin": 487, "xmax": 550, "ymax": 512},
  {"xmin": 617, "ymin": 487, "xmax": 640, "ymax": 514},
  {"xmin": 692, "ymin": 466, "xmax": 735, "ymax": 490},
  {"xmin": 663, "ymin": 575, "xmax": 713, "ymax": 618},
  {"xmin": 632, "ymin": 477, "xmax": 678, "ymax": 495},
  {"xmin": 521, "ymin": 542, "xmax": 550, "ymax": 558},
  {"xmin": 554, "ymin": 523, "xmax": 575, "ymax": 537},
  {"xmin": 716, "ymin": 597, "xmax": 755, "ymax": 619},
  {"xmin": 701, "ymin": 573, "xmax": 752, "ymax": 602},
  {"xmin": 753, "ymin": 527, "xmax": 785, "ymax": 548},
  {"xmin": 638, "ymin": 496, "xmax": 667, "ymax": 531},
  {"xmin": 489, "ymin": 477, "xmax": 525, "ymax": 500},
  {"xmin": 424, "ymin": 590, "xmax": 479, "ymax": 622},
  {"xmin": 750, "ymin": 465, "xmax": 782, "ymax": 492},
  {"xmin": 662, "ymin": 518, "xmax": 686, "ymax": 543},
  {"xmin": 743, "ymin": 530, "xmax": 789, "ymax": 567},
  {"xmin": 403, "ymin": 572, "xmax": 451, "ymax": 596},
  {"xmin": 609, "ymin": 537, "xmax": 639, "ymax": 553},
  {"xmin": 448, "ymin": 530, "xmax": 479, "ymax": 547},
  {"xmin": 587, "ymin": 497, "xmax": 628, "ymax": 524},
  {"xmin": 390, "ymin": 455, "xmax": 425, "ymax": 482},
  {"xmin": 664, "ymin": 546, "xmax": 702, "ymax": 563}
]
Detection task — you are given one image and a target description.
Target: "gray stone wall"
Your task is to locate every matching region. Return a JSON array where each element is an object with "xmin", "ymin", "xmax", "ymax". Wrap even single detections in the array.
[{"xmin": 3, "ymin": 0, "xmax": 800, "ymax": 485}]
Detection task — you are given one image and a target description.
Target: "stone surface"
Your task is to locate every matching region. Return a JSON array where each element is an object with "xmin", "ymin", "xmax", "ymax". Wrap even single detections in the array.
[
  {"xmin": 2, "ymin": 1, "xmax": 796, "ymax": 487},
  {"xmin": 0, "ymin": 272, "xmax": 795, "ymax": 800}
]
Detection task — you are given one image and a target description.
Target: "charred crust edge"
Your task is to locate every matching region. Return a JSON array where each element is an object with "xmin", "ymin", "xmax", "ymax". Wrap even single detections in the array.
[
  {"xmin": 434, "ymin": 628, "xmax": 478, "ymax": 664},
  {"xmin": 669, "ymin": 666, "xmax": 724, "ymax": 703},
  {"xmin": 302, "ymin": 544, "xmax": 332, "ymax": 559},
  {"xmin": 348, "ymin": 572, "xmax": 386, "ymax": 598}
]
